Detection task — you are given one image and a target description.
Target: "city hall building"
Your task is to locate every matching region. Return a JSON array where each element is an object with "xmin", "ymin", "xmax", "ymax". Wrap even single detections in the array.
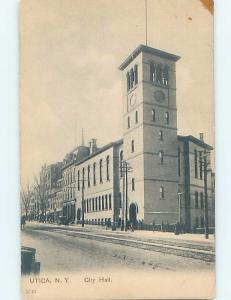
[{"xmin": 60, "ymin": 44, "xmax": 214, "ymax": 232}]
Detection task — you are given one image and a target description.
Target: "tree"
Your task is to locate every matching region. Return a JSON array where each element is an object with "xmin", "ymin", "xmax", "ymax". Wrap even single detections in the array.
[{"xmin": 20, "ymin": 184, "xmax": 31, "ymax": 218}]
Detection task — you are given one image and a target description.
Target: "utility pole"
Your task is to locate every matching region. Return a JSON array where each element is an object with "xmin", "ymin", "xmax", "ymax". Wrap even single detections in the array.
[
  {"xmin": 121, "ymin": 161, "xmax": 125, "ymax": 231},
  {"xmin": 81, "ymin": 180, "xmax": 85, "ymax": 227}
]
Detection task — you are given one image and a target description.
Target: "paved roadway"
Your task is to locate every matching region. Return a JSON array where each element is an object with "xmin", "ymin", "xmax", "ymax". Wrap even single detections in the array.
[{"xmin": 21, "ymin": 223, "xmax": 214, "ymax": 274}]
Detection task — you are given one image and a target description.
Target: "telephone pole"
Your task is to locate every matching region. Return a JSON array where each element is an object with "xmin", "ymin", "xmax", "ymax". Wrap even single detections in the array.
[
  {"xmin": 81, "ymin": 180, "xmax": 85, "ymax": 227},
  {"xmin": 125, "ymin": 161, "xmax": 128, "ymax": 231}
]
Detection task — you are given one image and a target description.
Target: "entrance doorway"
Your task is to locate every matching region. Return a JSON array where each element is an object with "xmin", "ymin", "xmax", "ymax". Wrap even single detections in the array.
[
  {"xmin": 77, "ymin": 208, "xmax": 81, "ymax": 222},
  {"xmin": 129, "ymin": 203, "xmax": 137, "ymax": 227}
]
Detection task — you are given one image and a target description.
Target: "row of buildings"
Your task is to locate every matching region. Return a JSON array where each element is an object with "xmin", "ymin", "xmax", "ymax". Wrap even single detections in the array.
[{"xmin": 26, "ymin": 44, "xmax": 215, "ymax": 232}]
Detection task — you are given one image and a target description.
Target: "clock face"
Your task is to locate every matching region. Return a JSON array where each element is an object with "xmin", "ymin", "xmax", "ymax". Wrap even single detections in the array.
[
  {"xmin": 154, "ymin": 90, "xmax": 165, "ymax": 103},
  {"xmin": 129, "ymin": 93, "xmax": 136, "ymax": 106}
]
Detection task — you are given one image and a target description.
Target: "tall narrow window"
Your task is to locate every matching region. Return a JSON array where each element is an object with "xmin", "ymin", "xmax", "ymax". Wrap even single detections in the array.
[
  {"xmin": 199, "ymin": 151, "xmax": 203, "ymax": 179},
  {"xmin": 99, "ymin": 159, "xmax": 103, "ymax": 183},
  {"xmin": 78, "ymin": 170, "xmax": 80, "ymax": 190},
  {"xmin": 201, "ymin": 217, "xmax": 204, "ymax": 228},
  {"xmin": 178, "ymin": 147, "xmax": 181, "ymax": 176},
  {"xmin": 95, "ymin": 197, "xmax": 98, "ymax": 211},
  {"xmin": 132, "ymin": 178, "xmax": 135, "ymax": 191},
  {"xmin": 165, "ymin": 112, "xmax": 169, "ymax": 124},
  {"xmin": 87, "ymin": 165, "xmax": 90, "ymax": 187},
  {"xmin": 126, "ymin": 72, "xmax": 130, "ymax": 91},
  {"xmin": 157, "ymin": 64, "xmax": 162, "ymax": 84},
  {"xmin": 109, "ymin": 194, "xmax": 112, "ymax": 210},
  {"xmin": 105, "ymin": 195, "xmax": 108, "ymax": 210},
  {"xmin": 163, "ymin": 65, "xmax": 169, "ymax": 85},
  {"xmin": 127, "ymin": 116, "xmax": 130, "ymax": 129},
  {"xmin": 106, "ymin": 156, "xmax": 110, "ymax": 181},
  {"xmin": 120, "ymin": 151, "xmax": 123, "ymax": 177},
  {"xmin": 102, "ymin": 195, "xmax": 104, "ymax": 210},
  {"xmin": 92, "ymin": 197, "xmax": 95, "ymax": 211},
  {"xmin": 152, "ymin": 109, "xmax": 156, "ymax": 122},
  {"xmin": 93, "ymin": 162, "xmax": 96, "ymax": 185},
  {"xmin": 195, "ymin": 191, "xmax": 199, "ymax": 208},
  {"xmin": 131, "ymin": 140, "xmax": 134, "ymax": 153},
  {"xmin": 160, "ymin": 186, "xmax": 164, "ymax": 199},
  {"xmin": 130, "ymin": 68, "xmax": 134, "ymax": 88},
  {"xmin": 82, "ymin": 168, "xmax": 85, "ymax": 188},
  {"xmin": 158, "ymin": 130, "xmax": 163, "ymax": 140},
  {"xmin": 200, "ymin": 192, "xmax": 204, "ymax": 209},
  {"xmin": 194, "ymin": 150, "xmax": 198, "ymax": 178},
  {"xmin": 135, "ymin": 111, "xmax": 138, "ymax": 124},
  {"xmin": 99, "ymin": 196, "xmax": 101, "ymax": 211},
  {"xmin": 159, "ymin": 151, "xmax": 164, "ymax": 164},
  {"xmin": 134, "ymin": 65, "xmax": 138, "ymax": 85}
]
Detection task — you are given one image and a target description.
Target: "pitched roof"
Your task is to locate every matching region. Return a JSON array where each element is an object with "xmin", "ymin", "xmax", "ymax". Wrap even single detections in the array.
[{"xmin": 178, "ymin": 135, "xmax": 213, "ymax": 151}]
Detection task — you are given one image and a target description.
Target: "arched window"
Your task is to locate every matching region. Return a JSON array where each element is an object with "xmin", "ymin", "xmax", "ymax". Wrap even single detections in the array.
[
  {"xmin": 199, "ymin": 151, "xmax": 203, "ymax": 179},
  {"xmin": 160, "ymin": 186, "xmax": 164, "ymax": 199},
  {"xmin": 195, "ymin": 191, "xmax": 199, "ymax": 208},
  {"xmin": 93, "ymin": 162, "xmax": 96, "ymax": 185},
  {"xmin": 163, "ymin": 65, "xmax": 169, "ymax": 85},
  {"xmin": 194, "ymin": 149, "xmax": 198, "ymax": 178},
  {"xmin": 135, "ymin": 110, "xmax": 138, "ymax": 124},
  {"xmin": 99, "ymin": 159, "xmax": 103, "ymax": 183},
  {"xmin": 152, "ymin": 109, "xmax": 156, "ymax": 122},
  {"xmin": 158, "ymin": 130, "xmax": 163, "ymax": 140},
  {"xmin": 131, "ymin": 140, "xmax": 134, "ymax": 153},
  {"xmin": 126, "ymin": 72, "xmax": 130, "ymax": 91},
  {"xmin": 159, "ymin": 151, "xmax": 164, "ymax": 164},
  {"xmin": 106, "ymin": 155, "xmax": 110, "ymax": 181},
  {"xmin": 87, "ymin": 165, "xmax": 90, "ymax": 187},
  {"xmin": 120, "ymin": 151, "xmax": 124, "ymax": 177},
  {"xmin": 165, "ymin": 112, "xmax": 169, "ymax": 124},
  {"xmin": 150, "ymin": 62, "xmax": 157, "ymax": 82},
  {"xmin": 127, "ymin": 116, "xmax": 130, "ymax": 129}
]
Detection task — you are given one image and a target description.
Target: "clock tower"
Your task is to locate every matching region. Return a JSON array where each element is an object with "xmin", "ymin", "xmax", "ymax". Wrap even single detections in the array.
[{"xmin": 119, "ymin": 45, "xmax": 180, "ymax": 225}]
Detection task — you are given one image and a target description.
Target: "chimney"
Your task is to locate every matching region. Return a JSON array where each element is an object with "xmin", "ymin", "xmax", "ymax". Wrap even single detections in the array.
[
  {"xmin": 89, "ymin": 139, "xmax": 97, "ymax": 154},
  {"xmin": 199, "ymin": 133, "xmax": 204, "ymax": 142}
]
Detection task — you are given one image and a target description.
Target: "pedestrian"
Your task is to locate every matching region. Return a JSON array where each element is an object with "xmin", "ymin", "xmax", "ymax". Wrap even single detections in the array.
[
  {"xmin": 21, "ymin": 215, "xmax": 26, "ymax": 230},
  {"xmin": 152, "ymin": 220, "xmax": 155, "ymax": 232}
]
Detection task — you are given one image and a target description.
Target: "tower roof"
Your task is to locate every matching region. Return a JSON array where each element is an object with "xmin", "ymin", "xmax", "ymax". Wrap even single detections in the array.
[{"xmin": 119, "ymin": 44, "xmax": 180, "ymax": 71}]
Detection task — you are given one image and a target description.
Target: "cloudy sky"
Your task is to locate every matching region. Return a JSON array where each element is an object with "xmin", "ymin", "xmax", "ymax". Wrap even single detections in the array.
[{"xmin": 20, "ymin": 0, "xmax": 213, "ymax": 187}]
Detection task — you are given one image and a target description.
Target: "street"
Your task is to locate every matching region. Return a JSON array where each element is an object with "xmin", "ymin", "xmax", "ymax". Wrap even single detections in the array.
[{"xmin": 22, "ymin": 222, "xmax": 214, "ymax": 273}]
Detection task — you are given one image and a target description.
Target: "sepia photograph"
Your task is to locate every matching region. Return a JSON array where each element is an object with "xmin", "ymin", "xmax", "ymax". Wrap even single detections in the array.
[{"xmin": 20, "ymin": 0, "xmax": 215, "ymax": 299}]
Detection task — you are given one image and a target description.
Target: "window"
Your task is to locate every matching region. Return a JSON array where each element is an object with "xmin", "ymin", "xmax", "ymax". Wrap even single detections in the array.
[
  {"xmin": 195, "ymin": 217, "xmax": 199, "ymax": 228},
  {"xmin": 152, "ymin": 109, "xmax": 156, "ymax": 122},
  {"xmin": 130, "ymin": 68, "xmax": 134, "ymax": 88},
  {"xmin": 132, "ymin": 178, "xmax": 135, "ymax": 191},
  {"xmin": 158, "ymin": 130, "xmax": 163, "ymax": 140},
  {"xmin": 99, "ymin": 196, "xmax": 101, "ymax": 211},
  {"xmin": 127, "ymin": 116, "xmax": 130, "ymax": 129},
  {"xmin": 134, "ymin": 65, "xmax": 138, "ymax": 84},
  {"xmin": 178, "ymin": 147, "xmax": 181, "ymax": 176},
  {"xmin": 200, "ymin": 192, "xmax": 204, "ymax": 209},
  {"xmin": 165, "ymin": 112, "xmax": 169, "ymax": 124},
  {"xmin": 92, "ymin": 197, "xmax": 95, "ymax": 211},
  {"xmin": 109, "ymin": 194, "xmax": 112, "ymax": 210},
  {"xmin": 159, "ymin": 151, "xmax": 164, "ymax": 164},
  {"xmin": 119, "ymin": 192, "xmax": 122, "ymax": 208},
  {"xmin": 135, "ymin": 111, "xmax": 138, "ymax": 124},
  {"xmin": 199, "ymin": 151, "xmax": 203, "ymax": 179},
  {"xmin": 163, "ymin": 65, "xmax": 169, "ymax": 85},
  {"xmin": 160, "ymin": 186, "xmax": 164, "ymax": 199},
  {"xmin": 95, "ymin": 197, "xmax": 98, "ymax": 211},
  {"xmin": 195, "ymin": 191, "xmax": 199, "ymax": 208},
  {"xmin": 78, "ymin": 170, "xmax": 80, "ymax": 190},
  {"xmin": 126, "ymin": 72, "xmax": 130, "ymax": 91},
  {"xmin": 120, "ymin": 151, "xmax": 124, "ymax": 177},
  {"xmin": 131, "ymin": 140, "xmax": 134, "ymax": 153},
  {"xmin": 150, "ymin": 62, "xmax": 157, "ymax": 82},
  {"xmin": 105, "ymin": 195, "xmax": 108, "ymax": 210},
  {"xmin": 106, "ymin": 156, "xmax": 110, "ymax": 181},
  {"xmin": 99, "ymin": 159, "xmax": 103, "ymax": 183},
  {"xmin": 86, "ymin": 199, "xmax": 89, "ymax": 212},
  {"xmin": 93, "ymin": 162, "xmax": 96, "ymax": 185},
  {"xmin": 201, "ymin": 217, "xmax": 204, "ymax": 228},
  {"xmin": 102, "ymin": 195, "xmax": 104, "ymax": 210},
  {"xmin": 82, "ymin": 168, "xmax": 85, "ymax": 188},
  {"xmin": 194, "ymin": 150, "xmax": 198, "ymax": 178},
  {"xmin": 156, "ymin": 64, "xmax": 162, "ymax": 84},
  {"xmin": 87, "ymin": 165, "xmax": 90, "ymax": 187}
]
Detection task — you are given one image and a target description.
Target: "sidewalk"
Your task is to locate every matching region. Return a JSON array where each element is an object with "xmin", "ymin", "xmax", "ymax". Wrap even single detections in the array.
[{"xmin": 28, "ymin": 221, "xmax": 215, "ymax": 246}]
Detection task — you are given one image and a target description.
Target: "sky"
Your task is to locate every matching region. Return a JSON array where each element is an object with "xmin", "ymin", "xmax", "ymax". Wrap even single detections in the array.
[{"xmin": 20, "ymin": 0, "xmax": 213, "ymax": 187}]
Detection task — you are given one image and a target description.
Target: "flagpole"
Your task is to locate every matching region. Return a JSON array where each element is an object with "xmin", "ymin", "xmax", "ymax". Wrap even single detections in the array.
[{"xmin": 145, "ymin": 0, "xmax": 148, "ymax": 46}]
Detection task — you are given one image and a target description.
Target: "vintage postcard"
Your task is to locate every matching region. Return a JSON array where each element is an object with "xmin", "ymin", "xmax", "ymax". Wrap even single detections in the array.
[{"xmin": 20, "ymin": 0, "xmax": 215, "ymax": 299}]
